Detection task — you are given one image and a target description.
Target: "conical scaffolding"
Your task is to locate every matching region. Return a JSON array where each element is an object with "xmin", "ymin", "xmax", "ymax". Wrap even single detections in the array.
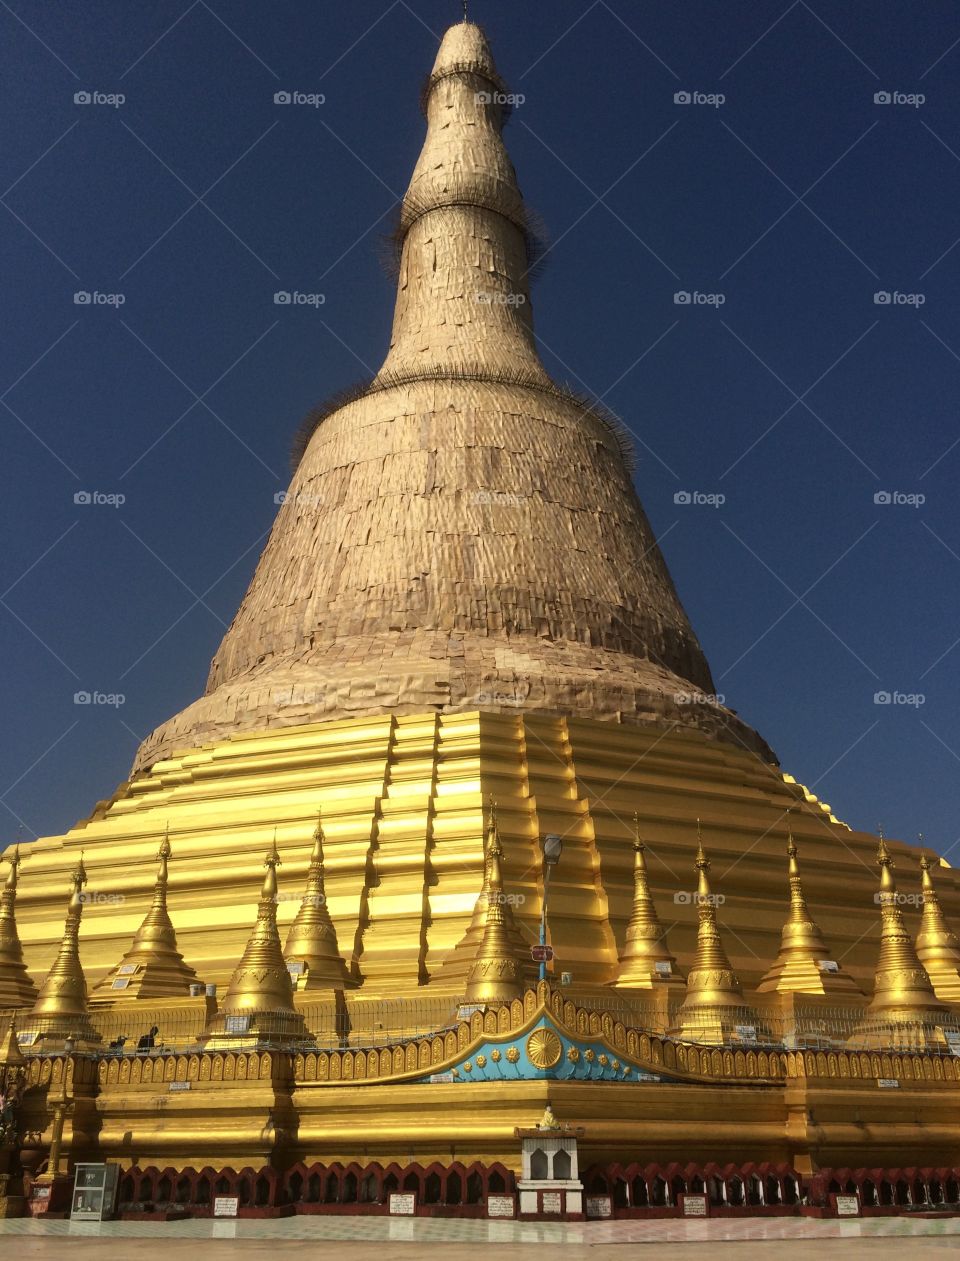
[{"xmin": 132, "ymin": 20, "xmax": 770, "ymax": 774}]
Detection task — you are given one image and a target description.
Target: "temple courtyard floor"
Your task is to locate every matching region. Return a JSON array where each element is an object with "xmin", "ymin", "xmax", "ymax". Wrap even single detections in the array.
[{"xmin": 1, "ymin": 1216, "xmax": 959, "ymax": 1257}]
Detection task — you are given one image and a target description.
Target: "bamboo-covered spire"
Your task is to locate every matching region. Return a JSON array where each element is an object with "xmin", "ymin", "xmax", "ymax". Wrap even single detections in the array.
[
  {"xmin": 613, "ymin": 816, "xmax": 680, "ymax": 988},
  {"xmin": 464, "ymin": 800, "xmax": 524, "ymax": 1002},
  {"xmin": 283, "ymin": 811, "xmax": 349, "ymax": 990},
  {"xmin": 28, "ymin": 857, "xmax": 99, "ymax": 1047},
  {"xmin": 757, "ymin": 834, "xmax": 861, "ymax": 996},
  {"xmin": 673, "ymin": 824, "xmax": 760, "ymax": 1043},
  {"xmin": 915, "ymin": 848, "xmax": 960, "ymax": 1003},
  {"xmin": 0, "ymin": 845, "xmax": 38, "ymax": 1008},
  {"xmin": 94, "ymin": 830, "xmax": 199, "ymax": 1000},
  {"xmin": 374, "ymin": 20, "xmax": 549, "ymax": 387},
  {"xmin": 868, "ymin": 835, "xmax": 946, "ymax": 1024}
]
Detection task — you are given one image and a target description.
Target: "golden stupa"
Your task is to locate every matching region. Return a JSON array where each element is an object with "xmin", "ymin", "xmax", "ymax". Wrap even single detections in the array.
[{"xmin": 2, "ymin": 18, "xmax": 960, "ymax": 1186}]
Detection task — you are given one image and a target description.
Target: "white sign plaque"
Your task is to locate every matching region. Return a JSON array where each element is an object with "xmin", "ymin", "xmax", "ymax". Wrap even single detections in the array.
[
  {"xmin": 390, "ymin": 1193, "xmax": 416, "ymax": 1216},
  {"xmin": 683, "ymin": 1194, "xmax": 708, "ymax": 1217},
  {"xmin": 487, "ymin": 1195, "xmax": 515, "ymax": 1217},
  {"xmin": 835, "ymin": 1194, "xmax": 860, "ymax": 1216},
  {"xmin": 585, "ymin": 1195, "xmax": 612, "ymax": 1218},
  {"xmin": 213, "ymin": 1196, "xmax": 239, "ymax": 1217},
  {"xmin": 541, "ymin": 1191, "xmax": 562, "ymax": 1214}
]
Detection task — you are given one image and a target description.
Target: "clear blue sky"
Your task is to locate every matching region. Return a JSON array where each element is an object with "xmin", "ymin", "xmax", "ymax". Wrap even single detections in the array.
[{"xmin": 2, "ymin": 2, "xmax": 959, "ymax": 859}]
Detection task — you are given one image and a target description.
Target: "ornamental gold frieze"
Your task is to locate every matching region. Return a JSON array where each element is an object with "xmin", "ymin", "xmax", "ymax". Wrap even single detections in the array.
[{"xmin": 97, "ymin": 1049, "xmax": 283, "ymax": 1089}]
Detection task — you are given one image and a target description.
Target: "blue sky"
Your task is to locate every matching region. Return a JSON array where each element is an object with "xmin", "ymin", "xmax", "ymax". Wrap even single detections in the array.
[{"xmin": 2, "ymin": 1, "xmax": 959, "ymax": 859}]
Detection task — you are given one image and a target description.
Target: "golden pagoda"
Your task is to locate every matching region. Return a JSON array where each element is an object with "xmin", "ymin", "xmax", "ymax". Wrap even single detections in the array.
[
  {"xmin": 756, "ymin": 834, "xmax": 862, "ymax": 997},
  {"xmin": 0, "ymin": 1012, "xmax": 24, "ymax": 1068},
  {"xmin": 464, "ymin": 801, "xmax": 525, "ymax": 1003},
  {"xmin": 3, "ymin": 15, "xmax": 960, "ymax": 1185},
  {"xmin": 93, "ymin": 832, "xmax": 198, "ymax": 1000},
  {"xmin": 206, "ymin": 840, "xmax": 309, "ymax": 1044},
  {"xmin": 25, "ymin": 859, "xmax": 99, "ymax": 1050},
  {"xmin": 0, "ymin": 846, "xmax": 38, "ymax": 1008},
  {"xmin": 613, "ymin": 817, "xmax": 684, "ymax": 1013},
  {"xmin": 915, "ymin": 849, "xmax": 960, "ymax": 1003},
  {"xmin": 283, "ymin": 813, "xmax": 349, "ymax": 991},
  {"xmin": 672, "ymin": 828, "xmax": 762, "ymax": 1044},
  {"xmin": 855, "ymin": 837, "xmax": 948, "ymax": 1049}
]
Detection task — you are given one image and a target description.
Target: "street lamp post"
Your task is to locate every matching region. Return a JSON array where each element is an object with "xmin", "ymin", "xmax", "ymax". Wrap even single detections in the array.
[{"xmin": 539, "ymin": 834, "xmax": 563, "ymax": 982}]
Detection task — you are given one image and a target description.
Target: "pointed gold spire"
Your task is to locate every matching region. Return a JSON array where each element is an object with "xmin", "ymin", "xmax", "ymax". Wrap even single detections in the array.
[
  {"xmin": 613, "ymin": 816, "xmax": 681, "ymax": 988},
  {"xmin": 672, "ymin": 824, "xmax": 761, "ymax": 1043},
  {"xmin": 283, "ymin": 811, "xmax": 349, "ymax": 990},
  {"xmin": 0, "ymin": 1011, "xmax": 25, "ymax": 1067},
  {"xmin": 93, "ymin": 829, "xmax": 199, "ymax": 1000},
  {"xmin": 856, "ymin": 834, "xmax": 948, "ymax": 1048},
  {"xmin": 210, "ymin": 838, "xmax": 309, "ymax": 1043},
  {"xmin": 0, "ymin": 845, "xmax": 39, "ymax": 1008},
  {"xmin": 27, "ymin": 857, "xmax": 99, "ymax": 1048},
  {"xmin": 915, "ymin": 847, "xmax": 960, "ymax": 1003},
  {"xmin": 757, "ymin": 833, "xmax": 862, "ymax": 996},
  {"xmin": 464, "ymin": 800, "xmax": 524, "ymax": 1003}
]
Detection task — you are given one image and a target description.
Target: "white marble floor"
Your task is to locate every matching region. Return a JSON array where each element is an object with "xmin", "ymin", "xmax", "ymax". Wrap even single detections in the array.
[{"xmin": 0, "ymin": 1213, "xmax": 959, "ymax": 1257}]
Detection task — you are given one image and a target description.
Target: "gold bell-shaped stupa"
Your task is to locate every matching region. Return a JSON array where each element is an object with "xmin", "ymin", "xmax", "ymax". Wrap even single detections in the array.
[
  {"xmin": 855, "ymin": 836, "xmax": 948, "ymax": 1049},
  {"xmin": 93, "ymin": 831, "xmax": 199, "ymax": 1000},
  {"xmin": 613, "ymin": 816, "xmax": 684, "ymax": 993},
  {"xmin": 283, "ymin": 812, "xmax": 349, "ymax": 991},
  {"xmin": 756, "ymin": 834, "xmax": 862, "ymax": 998},
  {"xmin": 464, "ymin": 805, "xmax": 525, "ymax": 1004},
  {"xmin": 27, "ymin": 857, "xmax": 100, "ymax": 1049},
  {"xmin": 207, "ymin": 839, "xmax": 309, "ymax": 1045},
  {"xmin": 915, "ymin": 849, "xmax": 960, "ymax": 1004},
  {"xmin": 0, "ymin": 845, "xmax": 39, "ymax": 1008},
  {"xmin": 672, "ymin": 827, "xmax": 761, "ymax": 1044}
]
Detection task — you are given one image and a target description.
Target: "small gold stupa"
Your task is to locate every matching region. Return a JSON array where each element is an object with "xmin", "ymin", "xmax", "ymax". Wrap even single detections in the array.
[
  {"xmin": 756, "ymin": 834, "xmax": 862, "ymax": 997},
  {"xmin": 464, "ymin": 804, "xmax": 525, "ymax": 1003},
  {"xmin": 672, "ymin": 828, "xmax": 762, "ymax": 1044},
  {"xmin": 855, "ymin": 837, "xmax": 948, "ymax": 1049},
  {"xmin": 0, "ymin": 846, "xmax": 38, "ymax": 1008},
  {"xmin": 283, "ymin": 813, "xmax": 349, "ymax": 991},
  {"xmin": 915, "ymin": 850, "xmax": 960, "ymax": 1004},
  {"xmin": 93, "ymin": 832, "xmax": 198, "ymax": 1000},
  {"xmin": 206, "ymin": 840, "xmax": 309, "ymax": 1044},
  {"xmin": 613, "ymin": 816, "xmax": 683, "ymax": 993},
  {"xmin": 26, "ymin": 858, "xmax": 100, "ymax": 1049}
]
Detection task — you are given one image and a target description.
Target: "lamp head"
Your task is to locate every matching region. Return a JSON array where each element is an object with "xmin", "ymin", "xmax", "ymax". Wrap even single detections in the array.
[{"xmin": 542, "ymin": 834, "xmax": 563, "ymax": 866}]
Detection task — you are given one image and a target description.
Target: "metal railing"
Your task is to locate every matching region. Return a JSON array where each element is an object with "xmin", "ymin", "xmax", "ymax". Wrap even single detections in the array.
[{"xmin": 4, "ymin": 998, "xmax": 960, "ymax": 1057}]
